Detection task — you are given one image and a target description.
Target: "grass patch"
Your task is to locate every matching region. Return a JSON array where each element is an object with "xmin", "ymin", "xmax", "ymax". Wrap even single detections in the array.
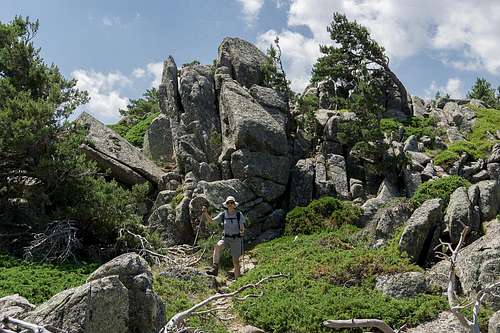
[
  {"xmin": 285, "ymin": 197, "xmax": 362, "ymax": 235},
  {"xmin": 0, "ymin": 254, "xmax": 98, "ymax": 304},
  {"xmin": 153, "ymin": 271, "xmax": 229, "ymax": 332},
  {"xmin": 410, "ymin": 176, "xmax": 471, "ymax": 209},
  {"xmin": 109, "ymin": 112, "xmax": 160, "ymax": 148},
  {"xmin": 232, "ymin": 225, "xmax": 447, "ymax": 332}
]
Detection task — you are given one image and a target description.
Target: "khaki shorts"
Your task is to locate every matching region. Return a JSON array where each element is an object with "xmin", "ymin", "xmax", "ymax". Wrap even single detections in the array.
[{"xmin": 221, "ymin": 236, "xmax": 243, "ymax": 258}]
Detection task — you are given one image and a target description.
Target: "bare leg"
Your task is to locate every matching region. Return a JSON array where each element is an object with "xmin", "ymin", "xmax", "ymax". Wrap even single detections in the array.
[
  {"xmin": 213, "ymin": 240, "xmax": 225, "ymax": 265},
  {"xmin": 233, "ymin": 256, "xmax": 241, "ymax": 279}
]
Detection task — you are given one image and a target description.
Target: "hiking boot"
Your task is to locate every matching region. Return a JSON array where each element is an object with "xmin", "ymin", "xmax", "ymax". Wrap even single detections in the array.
[{"xmin": 207, "ymin": 263, "xmax": 219, "ymax": 276}]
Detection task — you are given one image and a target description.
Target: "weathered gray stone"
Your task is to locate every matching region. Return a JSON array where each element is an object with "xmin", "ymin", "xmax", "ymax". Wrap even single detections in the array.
[
  {"xmin": 231, "ymin": 149, "xmax": 289, "ymax": 185},
  {"xmin": 403, "ymin": 135, "xmax": 419, "ymax": 152},
  {"xmin": 218, "ymin": 79, "xmax": 287, "ymax": 160},
  {"xmin": 374, "ymin": 200, "xmax": 412, "ymax": 241},
  {"xmin": 407, "ymin": 151, "xmax": 431, "ymax": 167},
  {"xmin": 143, "ymin": 114, "xmax": 174, "ymax": 165},
  {"xmin": 349, "ymin": 178, "xmax": 364, "ymax": 200},
  {"xmin": 315, "ymin": 109, "xmax": 335, "ymax": 128},
  {"xmin": 240, "ymin": 325, "xmax": 266, "ymax": 333},
  {"xmin": 444, "ymin": 187, "xmax": 480, "ymax": 244},
  {"xmin": 477, "ymin": 180, "xmax": 500, "ymax": 221},
  {"xmin": 375, "ymin": 272, "xmax": 428, "ymax": 298},
  {"xmin": 24, "ymin": 276, "xmax": 129, "ymax": 333},
  {"xmin": 472, "ymin": 170, "xmax": 490, "ymax": 182},
  {"xmin": 490, "ymin": 311, "xmax": 500, "ymax": 333},
  {"xmin": 158, "ymin": 56, "xmax": 181, "ymax": 118},
  {"xmin": 158, "ymin": 172, "xmax": 182, "ymax": 191},
  {"xmin": 216, "ymin": 37, "xmax": 267, "ymax": 88},
  {"xmin": 488, "ymin": 163, "xmax": 500, "ymax": 181},
  {"xmin": 489, "ymin": 143, "xmax": 500, "ymax": 163},
  {"xmin": 0, "ymin": 294, "xmax": 35, "ymax": 319},
  {"xmin": 404, "ymin": 167, "xmax": 421, "ymax": 197},
  {"xmin": 399, "ymin": 198, "xmax": 443, "ymax": 263},
  {"xmin": 249, "ymin": 84, "xmax": 287, "ymax": 112},
  {"xmin": 361, "ymin": 179, "xmax": 401, "ymax": 220},
  {"xmin": 411, "ymin": 95, "xmax": 429, "ymax": 118},
  {"xmin": 289, "ymin": 158, "xmax": 315, "ymax": 208},
  {"xmin": 193, "ymin": 179, "xmax": 257, "ymax": 211},
  {"xmin": 429, "ymin": 220, "xmax": 500, "ymax": 310},
  {"xmin": 323, "ymin": 110, "xmax": 358, "ymax": 142},
  {"xmin": 76, "ymin": 112, "xmax": 165, "ymax": 185},
  {"xmin": 407, "ymin": 311, "xmax": 468, "ymax": 333},
  {"xmin": 152, "ymin": 190, "xmax": 177, "ymax": 212},
  {"xmin": 421, "ymin": 162, "xmax": 436, "ymax": 181},
  {"xmin": 86, "ymin": 253, "xmax": 165, "ymax": 333},
  {"xmin": 447, "ymin": 126, "xmax": 466, "ymax": 142},
  {"xmin": 314, "ymin": 154, "xmax": 349, "ymax": 199},
  {"xmin": 243, "ymin": 177, "xmax": 286, "ymax": 202}
]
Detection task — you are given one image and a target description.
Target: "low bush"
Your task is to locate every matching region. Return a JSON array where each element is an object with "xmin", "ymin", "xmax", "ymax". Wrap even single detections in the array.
[
  {"xmin": 380, "ymin": 117, "xmax": 442, "ymax": 141},
  {"xmin": 0, "ymin": 254, "xmax": 98, "ymax": 304},
  {"xmin": 232, "ymin": 225, "xmax": 447, "ymax": 332},
  {"xmin": 109, "ymin": 112, "xmax": 159, "ymax": 147},
  {"xmin": 285, "ymin": 197, "xmax": 362, "ymax": 235},
  {"xmin": 410, "ymin": 176, "xmax": 471, "ymax": 209}
]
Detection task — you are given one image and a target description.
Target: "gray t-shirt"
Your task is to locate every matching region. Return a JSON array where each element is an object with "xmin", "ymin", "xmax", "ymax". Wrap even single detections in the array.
[{"xmin": 214, "ymin": 210, "xmax": 245, "ymax": 236}]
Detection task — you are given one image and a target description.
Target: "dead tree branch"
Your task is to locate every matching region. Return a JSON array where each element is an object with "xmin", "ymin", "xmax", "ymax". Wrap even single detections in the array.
[
  {"xmin": 1, "ymin": 316, "xmax": 66, "ymax": 333},
  {"xmin": 160, "ymin": 274, "xmax": 287, "ymax": 333},
  {"xmin": 324, "ymin": 319, "xmax": 396, "ymax": 333},
  {"xmin": 23, "ymin": 220, "xmax": 80, "ymax": 263}
]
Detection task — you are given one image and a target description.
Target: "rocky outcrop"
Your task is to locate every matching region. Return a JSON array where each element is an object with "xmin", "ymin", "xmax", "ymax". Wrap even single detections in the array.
[
  {"xmin": 314, "ymin": 154, "xmax": 349, "ymax": 199},
  {"xmin": 399, "ymin": 198, "xmax": 443, "ymax": 263},
  {"xmin": 77, "ymin": 112, "xmax": 165, "ymax": 185},
  {"xmin": 373, "ymin": 199, "xmax": 412, "ymax": 243},
  {"xmin": 216, "ymin": 37, "xmax": 267, "ymax": 88},
  {"xmin": 289, "ymin": 158, "xmax": 315, "ymax": 208},
  {"xmin": 476, "ymin": 180, "xmax": 500, "ymax": 221}
]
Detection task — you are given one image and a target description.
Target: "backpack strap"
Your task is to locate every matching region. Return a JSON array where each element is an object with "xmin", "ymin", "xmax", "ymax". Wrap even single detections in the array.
[{"xmin": 237, "ymin": 211, "xmax": 241, "ymax": 230}]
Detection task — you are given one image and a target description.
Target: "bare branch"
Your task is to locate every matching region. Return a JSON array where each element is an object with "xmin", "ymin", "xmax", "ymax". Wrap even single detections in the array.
[
  {"xmin": 324, "ymin": 319, "xmax": 396, "ymax": 333},
  {"xmin": 1, "ymin": 317, "xmax": 66, "ymax": 333}
]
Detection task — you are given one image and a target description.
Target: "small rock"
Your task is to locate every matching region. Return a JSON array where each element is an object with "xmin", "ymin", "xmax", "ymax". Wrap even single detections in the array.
[{"xmin": 375, "ymin": 272, "xmax": 428, "ymax": 298}]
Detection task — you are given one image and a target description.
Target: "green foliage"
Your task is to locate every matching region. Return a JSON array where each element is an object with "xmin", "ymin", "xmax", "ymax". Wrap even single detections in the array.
[
  {"xmin": 109, "ymin": 88, "xmax": 160, "ymax": 147},
  {"xmin": 232, "ymin": 226, "xmax": 447, "ymax": 332},
  {"xmin": 0, "ymin": 254, "xmax": 97, "ymax": 304},
  {"xmin": 467, "ymin": 77, "xmax": 499, "ymax": 108},
  {"xmin": 171, "ymin": 192, "xmax": 184, "ymax": 209},
  {"xmin": 380, "ymin": 117, "xmax": 442, "ymax": 141},
  {"xmin": 410, "ymin": 176, "xmax": 471, "ymax": 209},
  {"xmin": 297, "ymin": 94, "xmax": 319, "ymax": 136},
  {"xmin": 285, "ymin": 197, "xmax": 362, "ymax": 235}
]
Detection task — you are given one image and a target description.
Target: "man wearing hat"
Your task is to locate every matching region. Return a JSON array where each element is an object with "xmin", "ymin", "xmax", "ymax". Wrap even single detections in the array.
[{"xmin": 202, "ymin": 196, "xmax": 245, "ymax": 278}]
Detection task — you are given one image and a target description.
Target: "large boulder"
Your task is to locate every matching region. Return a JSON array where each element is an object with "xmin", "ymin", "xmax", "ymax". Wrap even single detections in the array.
[
  {"xmin": 193, "ymin": 179, "xmax": 258, "ymax": 211},
  {"xmin": 24, "ymin": 276, "xmax": 129, "ymax": 333},
  {"xmin": 76, "ymin": 112, "xmax": 165, "ymax": 185},
  {"xmin": 375, "ymin": 272, "xmax": 428, "ymax": 298},
  {"xmin": 86, "ymin": 253, "xmax": 165, "ymax": 333},
  {"xmin": 323, "ymin": 110, "xmax": 358, "ymax": 142},
  {"xmin": 444, "ymin": 187, "xmax": 481, "ymax": 243},
  {"xmin": 411, "ymin": 95, "xmax": 429, "ymax": 118},
  {"xmin": 289, "ymin": 158, "xmax": 315, "ymax": 208},
  {"xmin": 216, "ymin": 37, "xmax": 267, "ymax": 88},
  {"xmin": 399, "ymin": 198, "xmax": 443, "ymax": 263},
  {"xmin": 143, "ymin": 114, "xmax": 175, "ymax": 165},
  {"xmin": 490, "ymin": 311, "xmax": 500, "ymax": 333},
  {"xmin": 488, "ymin": 143, "xmax": 500, "ymax": 163},
  {"xmin": 218, "ymin": 79, "xmax": 288, "ymax": 160},
  {"xmin": 231, "ymin": 149, "xmax": 289, "ymax": 185},
  {"xmin": 159, "ymin": 56, "xmax": 181, "ymax": 118},
  {"xmin": 373, "ymin": 199, "xmax": 412, "ymax": 242}
]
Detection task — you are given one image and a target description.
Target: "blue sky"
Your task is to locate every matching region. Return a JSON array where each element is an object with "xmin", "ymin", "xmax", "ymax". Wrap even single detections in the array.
[{"xmin": 2, "ymin": 0, "xmax": 500, "ymax": 123}]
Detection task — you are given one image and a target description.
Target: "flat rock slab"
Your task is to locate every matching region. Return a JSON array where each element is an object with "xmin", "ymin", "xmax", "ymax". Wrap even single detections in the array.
[{"xmin": 76, "ymin": 112, "xmax": 165, "ymax": 185}]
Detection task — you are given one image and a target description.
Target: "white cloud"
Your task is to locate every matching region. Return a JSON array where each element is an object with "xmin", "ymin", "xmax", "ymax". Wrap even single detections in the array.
[
  {"xmin": 102, "ymin": 16, "xmax": 122, "ymax": 27},
  {"xmin": 264, "ymin": 0, "xmax": 500, "ymax": 92},
  {"xmin": 132, "ymin": 68, "xmax": 146, "ymax": 78},
  {"xmin": 424, "ymin": 78, "xmax": 464, "ymax": 99},
  {"xmin": 72, "ymin": 70, "xmax": 130, "ymax": 124},
  {"xmin": 257, "ymin": 29, "xmax": 320, "ymax": 92},
  {"xmin": 236, "ymin": 0, "xmax": 264, "ymax": 27},
  {"xmin": 146, "ymin": 62, "xmax": 163, "ymax": 88}
]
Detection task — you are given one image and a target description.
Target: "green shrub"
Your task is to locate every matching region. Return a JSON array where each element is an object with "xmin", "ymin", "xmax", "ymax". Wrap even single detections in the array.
[
  {"xmin": 410, "ymin": 176, "xmax": 471, "ymax": 209},
  {"xmin": 380, "ymin": 117, "xmax": 442, "ymax": 141},
  {"xmin": 285, "ymin": 197, "xmax": 362, "ymax": 235},
  {"xmin": 380, "ymin": 118, "xmax": 403, "ymax": 135},
  {"xmin": 232, "ymin": 226, "xmax": 447, "ymax": 332},
  {"xmin": 0, "ymin": 254, "xmax": 98, "ymax": 304},
  {"xmin": 122, "ymin": 112, "xmax": 159, "ymax": 147}
]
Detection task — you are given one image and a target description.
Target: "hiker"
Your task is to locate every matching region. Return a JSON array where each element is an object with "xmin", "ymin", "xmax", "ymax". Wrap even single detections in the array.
[{"xmin": 202, "ymin": 196, "xmax": 245, "ymax": 278}]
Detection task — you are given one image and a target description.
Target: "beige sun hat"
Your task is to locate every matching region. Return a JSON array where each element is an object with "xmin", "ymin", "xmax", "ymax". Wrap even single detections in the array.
[{"xmin": 222, "ymin": 196, "xmax": 239, "ymax": 207}]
